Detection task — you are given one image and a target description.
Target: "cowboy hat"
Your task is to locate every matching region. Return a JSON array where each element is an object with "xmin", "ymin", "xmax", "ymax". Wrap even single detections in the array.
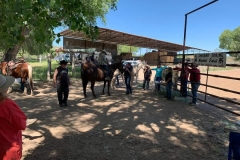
[
  {"xmin": 59, "ymin": 60, "xmax": 68, "ymax": 65},
  {"xmin": 0, "ymin": 74, "xmax": 15, "ymax": 93}
]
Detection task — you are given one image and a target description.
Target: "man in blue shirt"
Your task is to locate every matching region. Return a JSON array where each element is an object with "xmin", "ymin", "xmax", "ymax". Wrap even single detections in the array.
[{"xmin": 151, "ymin": 64, "xmax": 166, "ymax": 91}]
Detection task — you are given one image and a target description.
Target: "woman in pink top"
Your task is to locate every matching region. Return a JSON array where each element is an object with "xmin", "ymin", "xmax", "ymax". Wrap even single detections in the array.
[{"xmin": 0, "ymin": 74, "xmax": 27, "ymax": 160}]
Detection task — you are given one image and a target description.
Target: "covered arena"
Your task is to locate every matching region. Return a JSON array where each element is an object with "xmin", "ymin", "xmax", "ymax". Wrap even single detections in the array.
[
  {"xmin": 59, "ymin": 27, "xmax": 208, "ymax": 64},
  {"xmin": 10, "ymin": 28, "xmax": 240, "ymax": 159}
]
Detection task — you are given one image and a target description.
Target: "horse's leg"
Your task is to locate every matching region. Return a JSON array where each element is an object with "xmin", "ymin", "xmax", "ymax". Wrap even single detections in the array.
[
  {"xmin": 22, "ymin": 78, "xmax": 28, "ymax": 95},
  {"xmin": 90, "ymin": 81, "xmax": 96, "ymax": 98},
  {"xmin": 130, "ymin": 74, "xmax": 134, "ymax": 88},
  {"xmin": 102, "ymin": 81, "xmax": 106, "ymax": 95},
  {"xmin": 121, "ymin": 74, "xmax": 125, "ymax": 84},
  {"xmin": 27, "ymin": 64, "xmax": 34, "ymax": 96},
  {"xmin": 83, "ymin": 79, "xmax": 88, "ymax": 98},
  {"xmin": 111, "ymin": 76, "xmax": 116, "ymax": 89},
  {"xmin": 135, "ymin": 72, "xmax": 138, "ymax": 83},
  {"xmin": 107, "ymin": 80, "xmax": 111, "ymax": 96}
]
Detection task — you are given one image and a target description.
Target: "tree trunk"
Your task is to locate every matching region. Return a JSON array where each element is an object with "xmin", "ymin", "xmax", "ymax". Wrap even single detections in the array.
[
  {"xmin": 4, "ymin": 44, "xmax": 22, "ymax": 61},
  {"xmin": 71, "ymin": 53, "xmax": 75, "ymax": 76},
  {"xmin": 4, "ymin": 26, "xmax": 31, "ymax": 62}
]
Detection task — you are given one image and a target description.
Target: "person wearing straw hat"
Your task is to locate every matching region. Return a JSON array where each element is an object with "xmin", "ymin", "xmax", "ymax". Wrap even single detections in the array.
[
  {"xmin": 0, "ymin": 74, "xmax": 27, "ymax": 160},
  {"xmin": 53, "ymin": 60, "xmax": 71, "ymax": 107},
  {"xmin": 98, "ymin": 50, "xmax": 110, "ymax": 80}
]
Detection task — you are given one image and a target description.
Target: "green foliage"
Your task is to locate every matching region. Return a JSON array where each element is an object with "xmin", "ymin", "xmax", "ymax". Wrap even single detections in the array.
[
  {"xmin": 0, "ymin": 0, "xmax": 118, "ymax": 52},
  {"xmin": 22, "ymin": 32, "xmax": 53, "ymax": 55},
  {"xmin": 30, "ymin": 60, "xmax": 80, "ymax": 81},
  {"xmin": 117, "ymin": 45, "xmax": 139, "ymax": 54},
  {"xmin": 219, "ymin": 26, "xmax": 240, "ymax": 57}
]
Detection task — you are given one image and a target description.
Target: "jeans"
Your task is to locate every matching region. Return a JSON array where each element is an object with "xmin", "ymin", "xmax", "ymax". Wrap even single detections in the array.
[
  {"xmin": 181, "ymin": 79, "xmax": 188, "ymax": 97},
  {"xmin": 191, "ymin": 81, "xmax": 200, "ymax": 104},
  {"xmin": 166, "ymin": 82, "xmax": 173, "ymax": 99},
  {"xmin": 155, "ymin": 77, "xmax": 161, "ymax": 91},
  {"xmin": 103, "ymin": 65, "xmax": 109, "ymax": 77},
  {"xmin": 125, "ymin": 76, "xmax": 132, "ymax": 94},
  {"xmin": 57, "ymin": 85, "xmax": 69, "ymax": 105},
  {"xmin": 143, "ymin": 79, "xmax": 150, "ymax": 90}
]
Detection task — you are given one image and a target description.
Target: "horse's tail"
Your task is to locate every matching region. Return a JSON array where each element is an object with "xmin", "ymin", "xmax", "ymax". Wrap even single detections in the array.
[
  {"xmin": 81, "ymin": 63, "xmax": 87, "ymax": 85},
  {"xmin": 27, "ymin": 64, "xmax": 34, "ymax": 95},
  {"xmin": 81, "ymin": 63, "xmax": 84, "ymax": 80}
]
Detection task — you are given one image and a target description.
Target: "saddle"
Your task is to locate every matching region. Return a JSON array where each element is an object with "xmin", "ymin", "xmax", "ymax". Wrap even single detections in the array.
[
  {"xmin": 6, "ymin": 59, "xmax": 27, "ymax": 75},
  {"xmin": 97, "ymin": 65, "xmax": 112, "ymax": 76}
]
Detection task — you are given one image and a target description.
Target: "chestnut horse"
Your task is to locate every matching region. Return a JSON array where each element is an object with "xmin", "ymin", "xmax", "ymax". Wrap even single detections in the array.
[
  {"xmin": 0, "ymin": 61, "xmax": 34, "ymax": 95},
  {"xmin": 81, "ymin": 61, "xmax": 124, "ymax": 98}
]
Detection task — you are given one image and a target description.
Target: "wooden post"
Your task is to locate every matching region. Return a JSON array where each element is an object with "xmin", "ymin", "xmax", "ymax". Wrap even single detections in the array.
[
  {"xmin": 71, "ymin": 52, "xmax": 75, "ymax": 76},
  {"xmin": 47, "ymin": 53, "xmax": 51, "ymax": 81}
]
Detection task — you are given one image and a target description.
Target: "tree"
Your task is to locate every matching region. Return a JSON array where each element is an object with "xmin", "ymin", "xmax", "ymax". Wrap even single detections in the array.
[
  {"xmin": 219, "ymin": 26, "xmax": 240, "ymax": 57},
  {"xmin": 0, "ymin": 0, "xmax": 118, "ymax": 61},
  {"xmin": 22, "ymin": 33, "xmax": 53, "ymax": 56},
  {"xmin": 117, "ymin": 45, "xmax": 139, "ymax": 55}
]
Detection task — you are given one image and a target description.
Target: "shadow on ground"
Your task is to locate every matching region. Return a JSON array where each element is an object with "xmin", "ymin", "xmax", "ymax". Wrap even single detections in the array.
[{"xmin": 8, "ymin": 79, "xmax": 238, "ymax": 160}]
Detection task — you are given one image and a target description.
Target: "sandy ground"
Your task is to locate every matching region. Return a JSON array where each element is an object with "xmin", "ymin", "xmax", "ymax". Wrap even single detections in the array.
[{"xmin": 7, "ymin": 68, "xmax": 240, "ymax": 160}]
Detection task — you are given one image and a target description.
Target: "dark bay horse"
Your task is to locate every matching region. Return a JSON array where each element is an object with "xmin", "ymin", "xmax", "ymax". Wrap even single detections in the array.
[
  {"xmin": 81, "ymin": 62, "xmax": 124, "ymax": 98},
  {"xmin": 0, "ymin": 61, "xmax": 34, "ymax": 95}
]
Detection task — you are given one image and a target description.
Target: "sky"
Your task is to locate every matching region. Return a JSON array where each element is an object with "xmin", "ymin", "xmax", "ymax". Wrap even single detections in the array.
[{"xmin": 53, "ymin": 0, "xmax": 240, "ymax": 53}]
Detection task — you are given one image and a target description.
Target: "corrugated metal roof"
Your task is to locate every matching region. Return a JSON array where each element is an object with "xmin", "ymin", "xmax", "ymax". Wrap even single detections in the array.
[{"xmin": 59, "ymin": 28, "xmax": 209, "ymax": 52}]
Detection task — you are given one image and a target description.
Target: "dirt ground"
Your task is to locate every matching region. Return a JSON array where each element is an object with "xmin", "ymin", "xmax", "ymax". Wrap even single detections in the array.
[{"xmin": 8, "ymin": 68, "xmax": 240, "ymax": 160}]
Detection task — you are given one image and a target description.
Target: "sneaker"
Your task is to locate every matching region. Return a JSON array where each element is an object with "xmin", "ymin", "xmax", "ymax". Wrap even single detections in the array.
[{"xmin": 59, "ymin": 104, "xmax": 63, "ymax": 107}]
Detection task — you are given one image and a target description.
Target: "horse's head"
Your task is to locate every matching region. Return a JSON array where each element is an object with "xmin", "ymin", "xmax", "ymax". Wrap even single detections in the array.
[{"xmin": 111, "ymin": 61, "xmax": 124, "ymax": 74}]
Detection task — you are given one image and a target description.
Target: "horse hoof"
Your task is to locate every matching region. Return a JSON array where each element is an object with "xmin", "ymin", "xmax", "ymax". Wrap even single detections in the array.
[
  {"xmin": 84, "ymin": 95, "xmax": 87, "ymax": 98},
  {"xmin": 93, "ymin": 95, "xmax": 97, "ymax": 98}
]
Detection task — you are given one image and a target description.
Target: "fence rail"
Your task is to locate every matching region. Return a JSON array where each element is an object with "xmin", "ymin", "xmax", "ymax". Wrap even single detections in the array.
[{"xmin": 160, "ymin": 51, "xmax": 240, "ymax": 116}]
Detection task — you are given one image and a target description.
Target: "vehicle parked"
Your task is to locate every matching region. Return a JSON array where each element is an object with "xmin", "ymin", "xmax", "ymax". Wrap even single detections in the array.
[
  {"xmin": 123, "ymin": 60, "xmax": 140, "ymax": 68},
  {"xmin": 54, "ymin": 53, "xmax": 71, "ymax": 63}
]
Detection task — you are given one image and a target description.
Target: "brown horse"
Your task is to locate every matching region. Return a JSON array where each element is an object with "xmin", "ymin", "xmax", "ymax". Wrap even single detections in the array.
[
  {"xmin": 0, "ymin": 61, "xmax": 34, "ymax": 95},
  {"xmin": 81, "ymin": 61, "xmax": 124, "ymax": 98}
]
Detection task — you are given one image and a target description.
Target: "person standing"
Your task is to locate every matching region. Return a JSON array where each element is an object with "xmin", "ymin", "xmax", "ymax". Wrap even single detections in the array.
[
  {"xmin": 151, "ymin": 64, "xmax": 166, "ymax": 91},
  {"xmin": 175, "ymin": 63, "xmax": 190, "ymax": 97},
  {"xmin": 189, "ymin": 63, "xmax": 201, "ymax": 106},
  {"xmin": 164, "ymin": 67, "xmax": 173, "ymax": 100},
  {"xmin": 142, "ymin": 66, "xmax": 152, "ymax": 90},
  {"xmin": 0, "ymin": 74, "xmax": 27, "ymax": 160},
  {"xmin": 124, "ymin": 62, "xmax": 132, "ymax": 95},
  {"xmin": 98, "ymin": 50, "xmax": 110, "ymax": 80},
  {"xmin": 53, "ymin": 60, "xmax": 71, "ymax": 107}
]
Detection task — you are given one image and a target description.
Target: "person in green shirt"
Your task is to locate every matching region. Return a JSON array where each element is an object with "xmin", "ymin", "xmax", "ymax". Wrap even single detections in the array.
[{"xmin": 151, "ymin": 64, "xmax": 167, "ymax": 91}]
